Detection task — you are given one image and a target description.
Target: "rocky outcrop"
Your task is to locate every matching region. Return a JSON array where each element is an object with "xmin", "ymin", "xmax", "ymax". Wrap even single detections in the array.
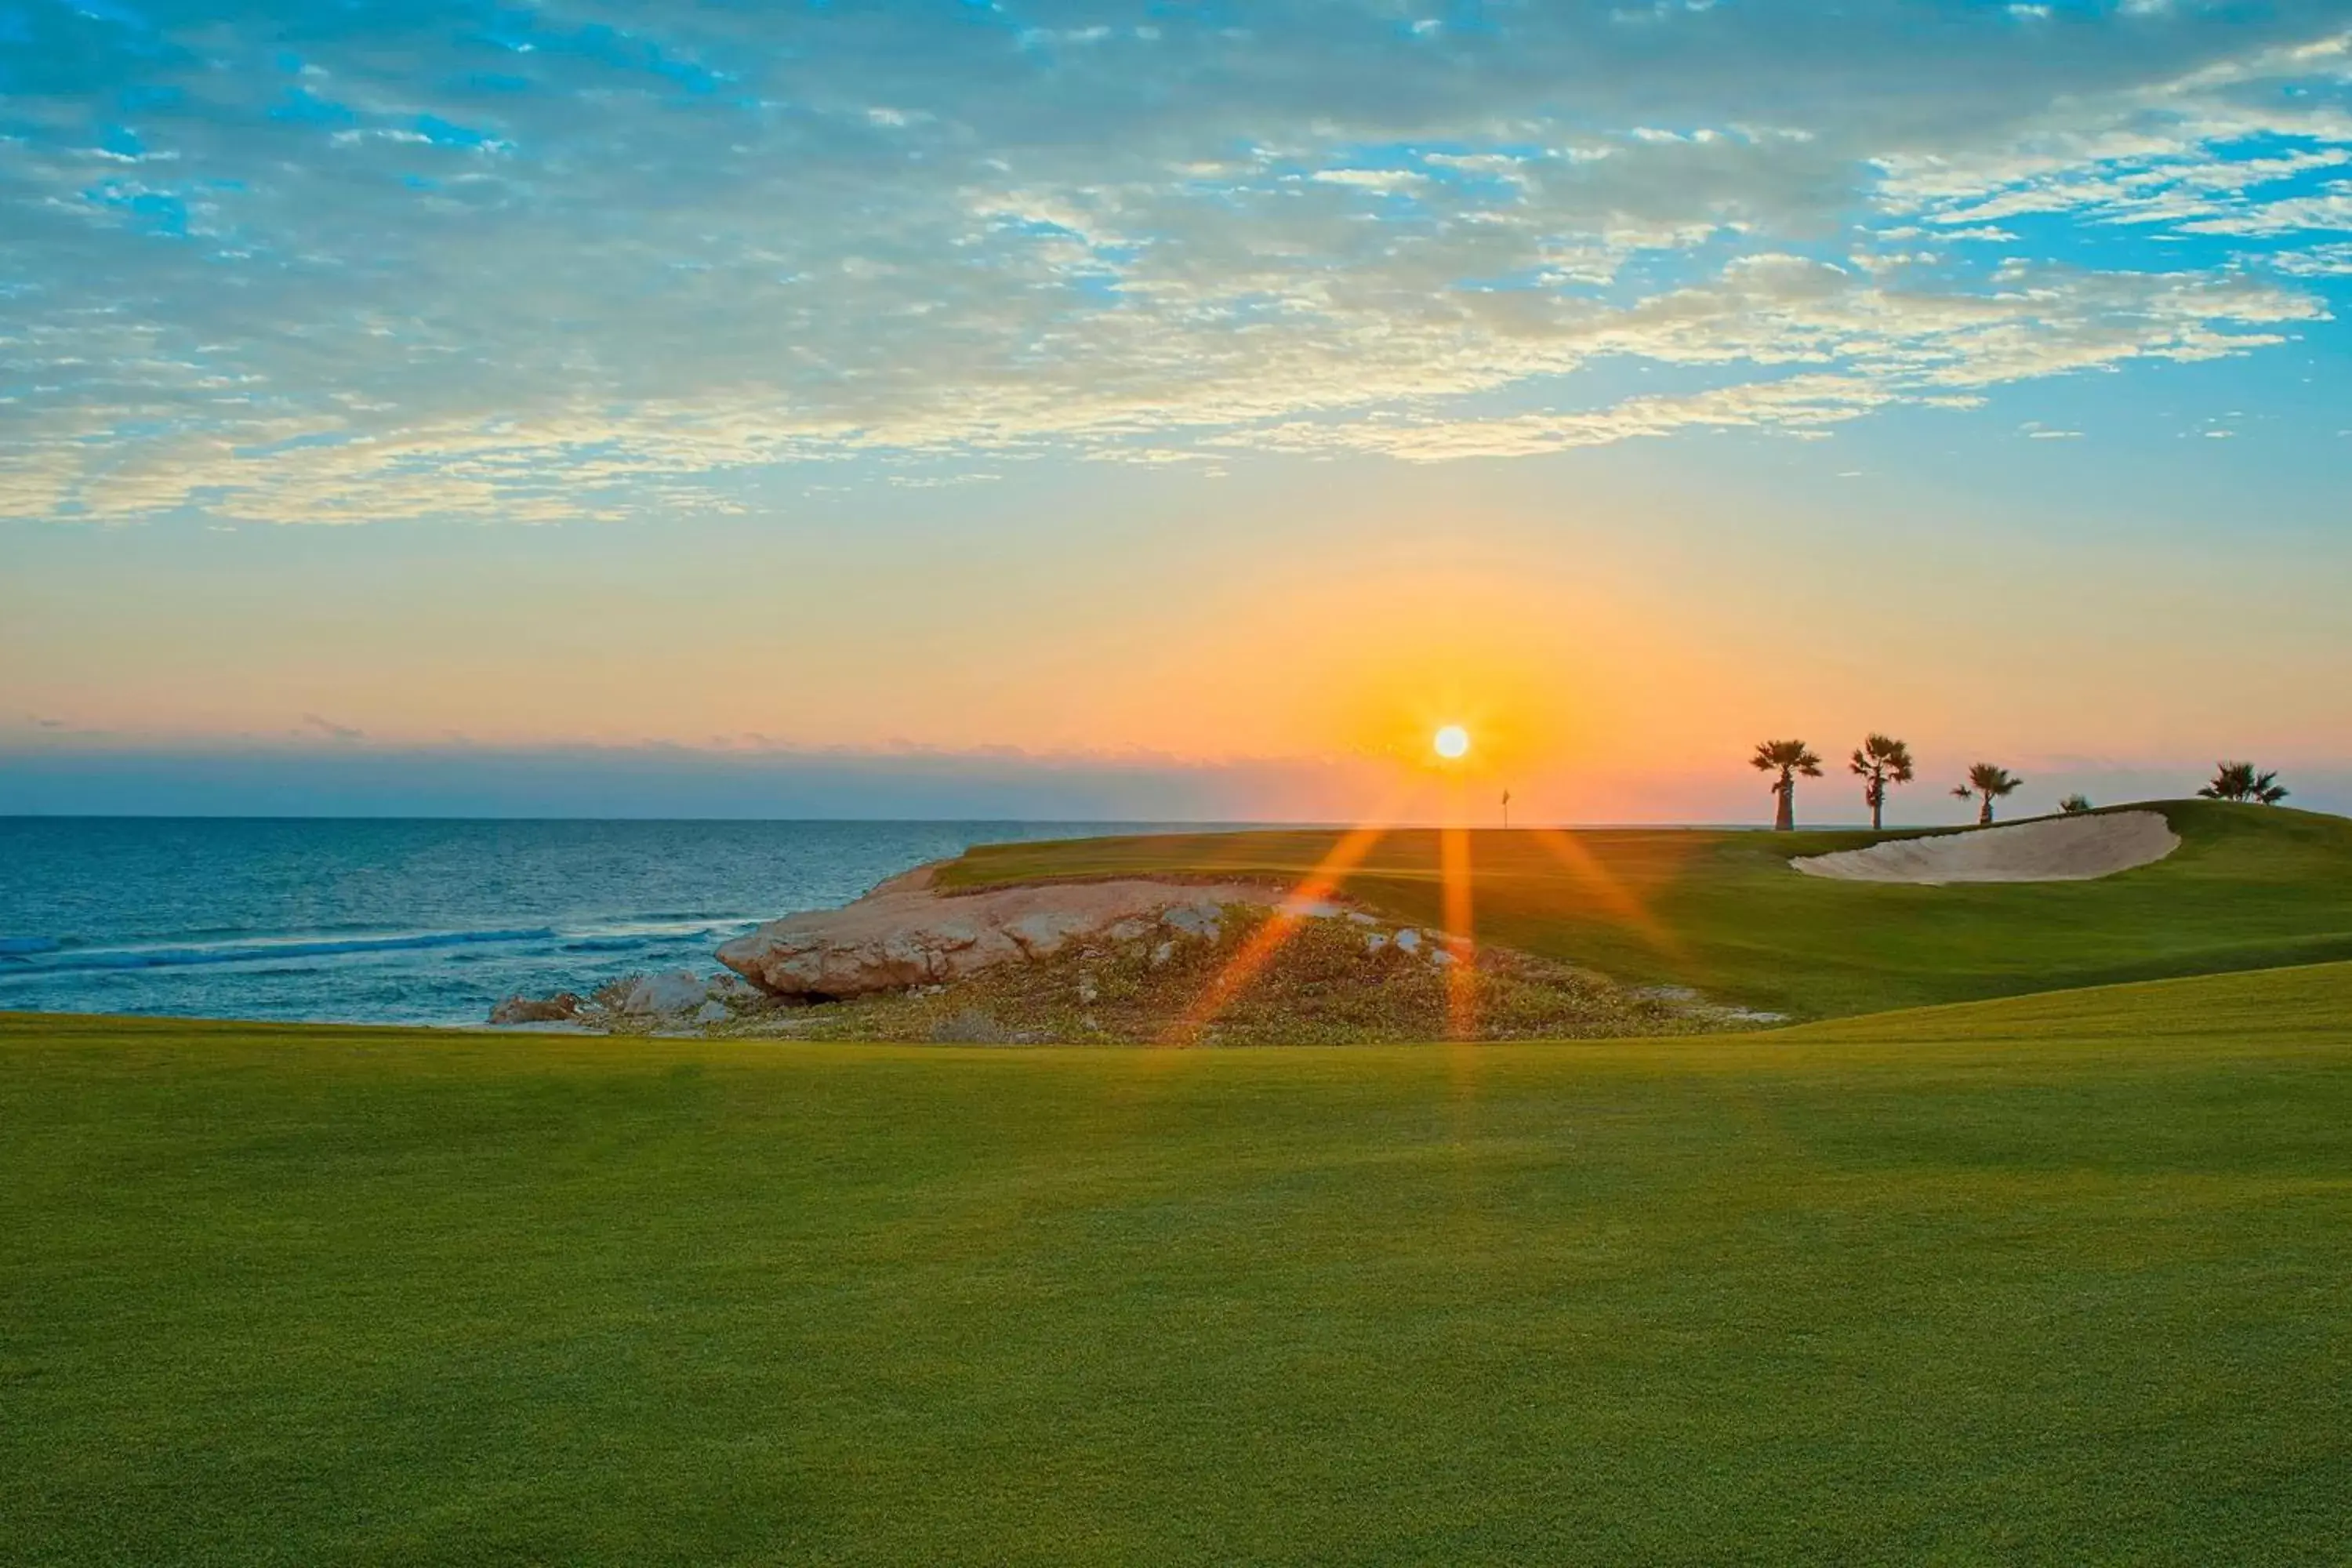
[
  {"xmin": 620, "ymin": 970, "xmax": 719, "ymax": 1016},
  {"xmin": 488, "ymin": 970, "xmax": 757, "ymax": 1029},
  {"xmin": 489, "ymin": 991, "xmax": 581, "ymax": 1025},
  {"xmin": 717, "ymin": 874, "xmax": 1287, "ymax": 1000},
  {"xmin": 477, "ymin": 866, "xmax": 1752, "ymax": 1044}
]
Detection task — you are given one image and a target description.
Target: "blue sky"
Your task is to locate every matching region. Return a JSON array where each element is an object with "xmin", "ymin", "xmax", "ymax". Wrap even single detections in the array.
[{"xmin": 2, "ymin": 1, "xmax": 2349, "ymax": 818}]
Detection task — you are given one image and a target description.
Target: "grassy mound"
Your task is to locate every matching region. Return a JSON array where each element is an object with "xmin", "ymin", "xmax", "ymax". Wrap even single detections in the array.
[
  {"xmin": 938, "ymin": 800, "xmax": 2352, "ymax": 1020},
  {"xmin": 6, "ymin": 966, "xmax": 2351, "ymax": 1561},
  {"xmin": 714, "ymin": 904, "xmax": 1743, "ymax": 1045}
]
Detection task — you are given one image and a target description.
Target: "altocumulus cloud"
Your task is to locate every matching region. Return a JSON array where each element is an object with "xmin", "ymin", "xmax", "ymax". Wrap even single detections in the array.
[{"xmin": 2, "ymin": 0, "xmax": 2347, "ymax": 524}]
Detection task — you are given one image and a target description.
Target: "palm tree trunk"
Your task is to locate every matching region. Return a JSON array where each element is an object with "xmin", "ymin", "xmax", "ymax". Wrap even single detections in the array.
[
  {"xmin": 1870, "ymin": 780, "xmax": 1884, "ymax": 832},
  {"xmin": 1977, "ymin": 795, "xmax": 1993, "ymax": 826},
  {"xmin": 1774, "ymin": 775, "xmax": 1795, "ymax": 832}
]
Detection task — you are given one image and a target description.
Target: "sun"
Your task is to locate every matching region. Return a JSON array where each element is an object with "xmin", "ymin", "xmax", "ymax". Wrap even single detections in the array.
[{"xmin": 1433, "ymin": 724, "xmax": 1471, "ymax": 760}]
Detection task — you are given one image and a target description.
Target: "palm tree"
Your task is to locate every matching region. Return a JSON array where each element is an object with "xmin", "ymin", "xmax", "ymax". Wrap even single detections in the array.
[
  {"xmin": 2058, "ymin": 793, "xmax": 2093, "ymax": 815},
  {"xmin": 1849, "ymin": 734, "xmax": 1915, "ymax": 832},
  {"xmin": 1751, "ymin": 739, "xmax": 1823, "ymax": 832},
  {"xmin": 2198, "ymin": 761, "xmax": 2289, "ymax": 805},
  {"xmin": 1951, "ymin": 763, "xmax": 2023, "ymax": 826}
]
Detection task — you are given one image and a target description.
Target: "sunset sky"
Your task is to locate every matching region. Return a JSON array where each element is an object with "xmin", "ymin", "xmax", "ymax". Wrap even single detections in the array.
[{"xmin": 4, "ymin": 0, "xmax": 2349, "ymax": 820}]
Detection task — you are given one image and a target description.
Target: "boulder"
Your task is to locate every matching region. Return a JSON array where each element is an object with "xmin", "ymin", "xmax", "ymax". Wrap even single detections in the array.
[
  {"xmin": 620, "ymin": 969, "xmax": 713, "ymax": 1016},
  {"xmin": 717, "ymin": 875, "xmax": 1289, "ymax": 1001},
  {"xmin": 1161, "ymin": 902, "xmax": 1225, "ymax": 939},
  {"xmin": 490, "ymin": 991, "xmax": 581, "ymax": 1025}
]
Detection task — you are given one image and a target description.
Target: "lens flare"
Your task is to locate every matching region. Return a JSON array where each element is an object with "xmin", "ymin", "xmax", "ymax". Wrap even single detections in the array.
[{"xmin": 1433, "ymin": 724, "xmax": 1470, "ymax": 760}]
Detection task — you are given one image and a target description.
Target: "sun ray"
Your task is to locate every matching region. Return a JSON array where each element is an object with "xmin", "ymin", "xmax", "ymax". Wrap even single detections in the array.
[
  {"xmin": 1438, "ymin": 820, "xmax": 1478, "ymax": 1040},
  {"xmin": 1163, "ymin": 821, "xmax": 1394, "ymax": 1046},
  {"xmin": 1523, "ymin": 825, "xmax": 1687, "ymax": 962}
]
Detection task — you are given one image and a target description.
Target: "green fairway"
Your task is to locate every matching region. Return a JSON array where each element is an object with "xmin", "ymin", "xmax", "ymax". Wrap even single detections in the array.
[
  {"xmin": 941, "ymin": 800, "xmax": 2352, "ymax": 1019},
  {"xmin": 6, "ymin": 967, "xmax": 2351, "ymax": 1563}
]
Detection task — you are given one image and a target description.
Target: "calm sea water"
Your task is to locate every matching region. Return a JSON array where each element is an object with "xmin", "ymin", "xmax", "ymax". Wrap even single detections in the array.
[{"xmin": 0, "ymin": 819, "xmax": 1200, "ymax": 1026}]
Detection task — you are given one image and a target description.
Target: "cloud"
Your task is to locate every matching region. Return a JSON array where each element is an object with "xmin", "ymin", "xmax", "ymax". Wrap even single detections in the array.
[
  {"xmin": 0, "ymin": 2, "xmax": 2347, "ymax": 524},
  {"xmin": 2270, "ymin": 241, "xmax": 2352, "ymax": 276},
  {"xmin": 299, "ymin": 713, "xmax": 365, "ymax": 742}
]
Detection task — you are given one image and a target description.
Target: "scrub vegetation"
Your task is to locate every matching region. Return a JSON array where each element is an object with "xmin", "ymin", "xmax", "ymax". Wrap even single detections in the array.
[{"xmin": 710, "ymin": 905, "xmax": 1736, "ymax": 1047}]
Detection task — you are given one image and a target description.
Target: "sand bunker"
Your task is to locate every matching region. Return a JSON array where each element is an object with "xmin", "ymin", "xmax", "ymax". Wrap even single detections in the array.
[{"xmin": 1791, "ymin": 810, "xmax": 2180, "ymax": 885}]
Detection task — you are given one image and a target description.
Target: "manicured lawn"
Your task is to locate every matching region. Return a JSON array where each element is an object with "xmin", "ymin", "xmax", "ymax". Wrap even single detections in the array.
[
  {"xmin": 941, "ymin": 800, "xmax": 2352, "ymax": 1018},
  {"xmin": 6, "ymin": 964, "xmax": 2351, "ymax": 1563}
]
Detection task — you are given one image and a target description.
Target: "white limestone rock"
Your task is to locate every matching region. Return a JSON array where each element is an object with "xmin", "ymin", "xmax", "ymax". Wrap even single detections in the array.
[
  {"xmin": 1161, "ymin": 902, "xmax": 1226, "ymax": 939},
  {"xmin": 622, "ymin": 970, "xmax": 713, "ymax": 1016},
  {"xmin": 717, "ymin": 872, "xmax": 1284, "ymax": 1001}
]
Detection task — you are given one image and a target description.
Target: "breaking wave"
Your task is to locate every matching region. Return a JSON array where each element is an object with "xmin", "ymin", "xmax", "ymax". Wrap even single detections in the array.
[{"xmin": 1, "ymin": 927, "xmax": 562, "ymax": 975}]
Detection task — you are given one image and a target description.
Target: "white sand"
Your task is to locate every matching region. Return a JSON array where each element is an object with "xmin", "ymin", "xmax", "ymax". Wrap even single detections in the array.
[{"xmin": 1790, "ymin": 810, "xmax": 2180, "ymax": 884}]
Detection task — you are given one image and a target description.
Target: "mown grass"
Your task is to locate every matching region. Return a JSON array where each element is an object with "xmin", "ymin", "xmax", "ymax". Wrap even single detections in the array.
[
  {"xmin": 938, "ymin": 800, "xmax": 2352, "ymax": 1019},
  {"xmin": 6, "ymin": 962, "xmax": 2352, "ymax": 1563}
]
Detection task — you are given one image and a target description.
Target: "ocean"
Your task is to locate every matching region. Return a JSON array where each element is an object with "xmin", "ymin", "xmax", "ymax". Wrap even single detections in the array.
[{"xmin": 0, "ymin": 818, "xmax": 1200, "ymax": 1027}]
